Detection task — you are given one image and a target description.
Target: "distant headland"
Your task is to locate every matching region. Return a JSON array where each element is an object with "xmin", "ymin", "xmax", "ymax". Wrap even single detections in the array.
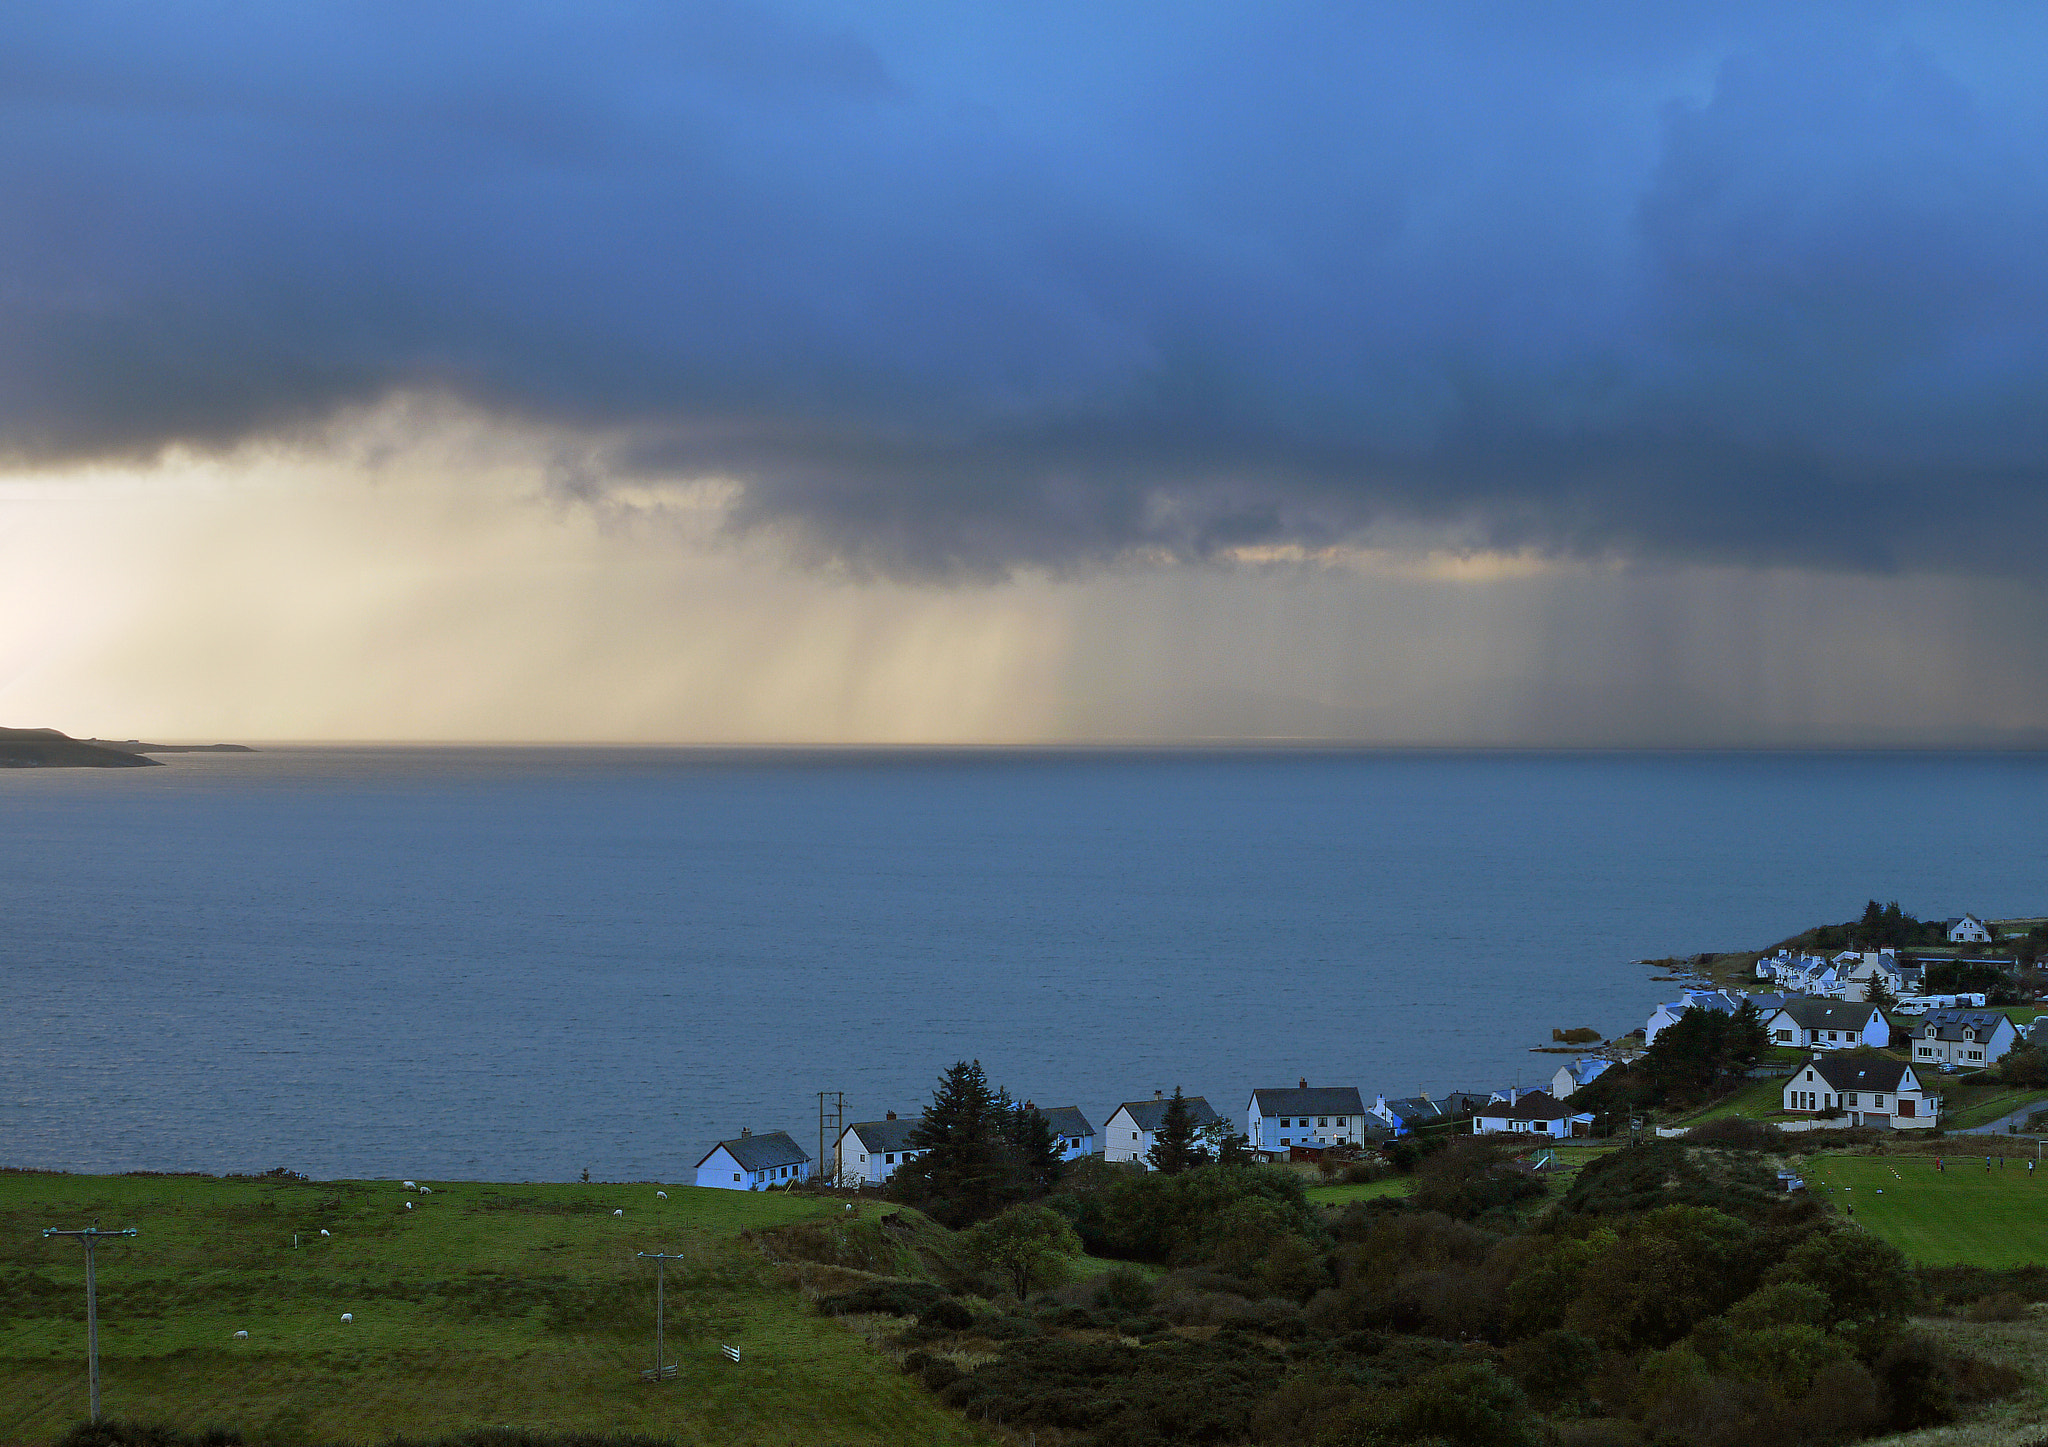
[{"xmin": 0, "ymin": 726, "xmax": 255, "ymax": 768}]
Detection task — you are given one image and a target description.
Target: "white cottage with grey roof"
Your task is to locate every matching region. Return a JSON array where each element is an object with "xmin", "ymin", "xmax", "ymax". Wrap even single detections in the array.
[
  {"xmin": 694, "ymin": 1129, "xmax": 812, "ymax": 1191},
  {"xmin": 1783, "ymin": 1055, "xmax": 1938, "ymax": 1129},
  {"xmin": 833, "ymin": 1114, "xmax": 923, "ymax": 1186},
  {"xmin": 1909, "ymin": 1009, "xmax": 2019, "ymax": 1068},
  {"xmin": 1030, "ymin": 1105, "xmax": 1097, "ymax": 1161},
  {"xmin": 1763, "ymin": 998, "xmax": 1890, "ymax": 1051},
  {"xmin": 1103, "ymin": 1093, "xmax": 1223, "ymax": 1167},
  {"xmin": 1248, "ymin": 1082, "xmax": 1367, "ymax": 1154}
]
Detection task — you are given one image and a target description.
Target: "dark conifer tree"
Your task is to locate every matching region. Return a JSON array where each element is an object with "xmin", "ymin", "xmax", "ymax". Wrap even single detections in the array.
[
  {"xmin": 1147, "ymin": 1087, "xmax": 1199, "ymax": 1175},
  {"xmin": 1002, "ymin": 1100, "xmax": 1064, "ymax": 1196},
  {"xmin": 899, "ymin": 1059, "xmax": 1006, "ymax": 1225}
]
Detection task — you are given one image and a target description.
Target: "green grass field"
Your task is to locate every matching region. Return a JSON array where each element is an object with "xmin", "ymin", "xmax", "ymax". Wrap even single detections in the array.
[
  {"xmin": 1803, "ymin": 1154, "xmax": 2048, "ymax": 1268},
  {"xmin": 1304, "ymin": 1176, "xmax": 1413, "ymax": 1205},
  {"xmin": 0, "ymin": 1172, "xmax": 992, "ymax": 1447}
]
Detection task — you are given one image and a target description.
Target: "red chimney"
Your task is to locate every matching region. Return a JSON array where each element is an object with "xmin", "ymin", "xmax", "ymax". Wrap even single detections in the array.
[
  {"xmin": 1298, "ymin": 1077, "xmax": 1307, "ymax": 1089},
  {"xmin": 885, "ymin": 1111, "xmax": 896, "ymax": 1120}
]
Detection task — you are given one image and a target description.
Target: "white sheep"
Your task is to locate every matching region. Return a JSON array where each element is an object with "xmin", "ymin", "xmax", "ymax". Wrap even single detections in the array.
[
  {"xmin": 233, "ymin": 1330, "xmax": 248, "ymax": 1340},
  {"xmin": 403, "ymin": 1180, "xmax": 416, "ymax": 1189},
  {"xmin": 319, "ymin": 1229, "xmax": 330, "ymax": 1237},
  {"xmin": 419, "ymin": 1186, "xmax": 431, "ymax": 1195},
  {"xmin": 612, "ymin": 1209, "xmax": 623, "ymax": 1217},
  {"xmin": 404, "ymin": 1201, "xmax": 413, "ymax": 1210},
  {"xmin": 656, "ymin": 1191, "xmax": 667, "ymax": 1199},
  {"xmin": 341, "ymin": 1313, "xmax": 353, "ymax": 1324}
]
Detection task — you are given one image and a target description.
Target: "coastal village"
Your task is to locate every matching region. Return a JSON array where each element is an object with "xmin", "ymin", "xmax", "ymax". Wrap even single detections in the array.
[{"xmin": 695, "ymin": 908, "xmax": 2048, "ymax": 1189}]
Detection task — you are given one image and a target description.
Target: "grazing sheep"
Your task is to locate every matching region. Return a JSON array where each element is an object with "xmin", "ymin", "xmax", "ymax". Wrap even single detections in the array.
[
  {"xmin": 656, "ymin": 1191, "xmax": 667, "ymax": 1199},
  {"xmin": 403, "ymin": 1181, "xmax": 416, "ymax": 1189},
  {"xmin": 419, "ymin": 1186, "xmax": 431, "ymax": 1195},
  {"xmin": 319, "ymin": 1229, "xmax": 330, "ymax": 1237},
  {"xmin": 341, "ymin": 1313, "xmax": 353, "ymax": 1324},
  {"xmin": 612, "ymin": 1209, "xmax": 624, "ymax": 1217},
  {"xmin": 404, "ymin": 1201, "xmax": 413, "ymax": 1210},
  {"xmin": 233, "ymin": 1330, "xmax": 248, "ymax": 1340}
]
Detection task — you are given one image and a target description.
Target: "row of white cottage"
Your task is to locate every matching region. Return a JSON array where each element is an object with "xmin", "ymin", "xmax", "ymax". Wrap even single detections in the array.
[
  {"xmin": 1646, "ymin": 988, "xmax": 2022, "ymax": 1070},
  {"xmin": 693, "ymin": 1076, "xmax": 1619, "ymax": 1191}
]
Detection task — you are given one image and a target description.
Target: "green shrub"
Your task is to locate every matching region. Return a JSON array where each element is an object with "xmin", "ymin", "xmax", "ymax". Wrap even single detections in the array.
[{"xmin": 816, "ymin": 1280, "xmax": 952, "ymax": 1318}]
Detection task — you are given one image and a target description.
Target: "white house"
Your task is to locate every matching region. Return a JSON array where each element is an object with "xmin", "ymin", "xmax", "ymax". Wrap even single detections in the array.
[
  {"xmin": 1471, "ymin": 1089, "xmax": 1575, "ymax": 1138},
  {"xmin": 1909, "ymin": 1009, "xmax": 2020, "ymax": 1069},
  {"xmin": 1838, "ymin": 952, "xmax": 1909, "ymax": 1003},
  {"xmin": 1782, "ymin": 1055, "xmax": 1939, "ymax": 1129},
  {"xmin": 1550, "ymin": 1058, "xmax": 1612, "ymax": 1099},
  {"xmin": 1948, "ymin": 915, "xmax": 1994, "ymax": 944},
  {"xmin": 1370, "ymin": 1093, "xmax": 1448, "ymax": 1135},
  {"xmin": 1031, "ymin": 1104, "xmax": 1097, "ymax": 1161},
  {"xmin": 1646, "ymin": 991, "xmax": 1758, "ymax": 1045},
  {"xmin": 833, "ymin": 1114, "xmax": 923, "ymax": 1186},
  {"xmin": 1248, "ymin": 1082, "xmax": 1367, "ymax": 1155},
  {"xmin": 1103, "ymin": 1093, "xmax": 1222, "ymax": 1167},
  {"xmin": 694, "ymin": 1129, "xmax": 812, "ymax": 1191},
  {"xmin": 1763, "ymin": 998, "xmax": 1890, "ymax": 1051}
]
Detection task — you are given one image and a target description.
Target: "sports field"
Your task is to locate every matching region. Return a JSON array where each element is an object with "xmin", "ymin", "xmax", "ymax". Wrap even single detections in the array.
[
  {"xmin": 1804, "ymin": 1154, "xmax": 2048, "ymax": 1268},
  {"xmin": 0, "ymin": 1171, "xmax": 992, "ymax": 1447}
]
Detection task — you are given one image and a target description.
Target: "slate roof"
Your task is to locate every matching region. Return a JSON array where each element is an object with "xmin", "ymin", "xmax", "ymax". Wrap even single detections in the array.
[
  {"xmin": 1476, "ymin": 1090, "xmax": 1570, "ymax": 1122},
  {"xmin": 1803, "ymin": 1055, "xmax": 1912, "ymax": 1094},
  {"xmin": 844, "ymin": 1118, "xmax": 920, "ymax": 1154},
  {"xmin": 1378, "ymin": 1095, "xmax": 1446, "ymax": 1123},
  {"xmin": 1916, "ymin": 1009, "xmax": 2012, "ymax": 1044},
  {"xmin": 1251, "ymin": 1086, "xmax": 1366, "ymax": 1117},
  {"xmin": 1035, "ymin": 1106, "xmax": 1094, "ymax": 1140},
  {"xmin": 699, "ymin": 1130, "xmax": 810, "ymax": 1173},
  {"xmin": 1115, "ymin": 1096, "xmax": 1222, "ymax": 1132},
  {"xmin": 1773, "ymin": 998, "xmax": 1885, "ymax": 1031}
]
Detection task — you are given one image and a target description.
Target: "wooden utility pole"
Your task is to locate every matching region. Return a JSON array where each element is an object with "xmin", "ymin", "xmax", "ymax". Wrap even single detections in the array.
[{"xmin": 43, "ymin": 1223, "xmax": 138, "ymax": 1423}]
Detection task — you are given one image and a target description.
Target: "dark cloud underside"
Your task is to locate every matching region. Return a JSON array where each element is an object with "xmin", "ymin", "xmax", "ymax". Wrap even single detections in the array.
[{"xmin": 3, "ymin": 2, "xmax": 2046, "ymax": 574}]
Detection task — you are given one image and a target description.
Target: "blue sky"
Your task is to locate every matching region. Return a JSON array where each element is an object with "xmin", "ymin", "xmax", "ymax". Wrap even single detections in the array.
[{"xmin": 3, "ymin": 4, "xmax": 2046, "ymax": 740}]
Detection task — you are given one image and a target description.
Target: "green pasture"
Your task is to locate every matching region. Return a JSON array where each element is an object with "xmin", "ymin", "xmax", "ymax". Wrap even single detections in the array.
[
  {"xmin": 1804, "ymin": 1154, "xmax": 2048, "ymax": 1268},
  {"xmin": 0, "ymin": 1171, "xmax": 991, "ymax": 1447},
  {"xmin": 1942, "ymin": 1086, "xmax": 2048, "ymax": 1131},
  {"xmin": 1304, "ymin": 1176, "xmax": 1413, "ymax": 1206}
]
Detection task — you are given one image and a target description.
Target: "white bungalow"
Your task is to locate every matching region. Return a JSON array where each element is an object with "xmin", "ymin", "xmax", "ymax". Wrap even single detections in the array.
[
  {"xmin": 1030, "ymin": 1105, "xmax": 1097, "ymax": 1161},
  {"xmin": 1783, "ymin": 1055, "xmax": 1938, "ymax": 1129},
  {"xmin": 1948, "ymin": 915, "xmax": 1994, "ymax": 944},
  {"xmin": 1471, "ymin": 1089, "xmax": 1575, "ymax": 1139},
  {"xmin": 833, "ymin": 1114, "xmax": 923, "ymax": 1186},
  {"xmin": 1103, "ymin": 1093, "xmax": 1223, "ymax": 1167},
  {"xmin": 1763, "ymin": 998, "xmax": 1890, "ymax": 1051},
  {"xmin": 693, "ymin": 1129, "xmax": 811, "ymax": 1191},
  {"xmin": 1910, "ymin": 1009, "xmax": 2020, "ymax": 1069},
  {"xmin": 1247, "ymin": 1082, "xmax": 1367, "ymax": 1155}
]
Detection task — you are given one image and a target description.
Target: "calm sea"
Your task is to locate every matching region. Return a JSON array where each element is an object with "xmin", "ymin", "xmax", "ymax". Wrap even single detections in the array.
[{"xmin": 2, "ymin": 747, "xmax": 2044, "ymax": 1182}]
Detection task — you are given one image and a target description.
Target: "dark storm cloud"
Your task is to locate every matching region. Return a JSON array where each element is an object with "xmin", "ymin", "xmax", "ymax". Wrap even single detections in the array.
[{"xmin": 4, "ymin": 3, "xmax": 2047, "ymax": 574}]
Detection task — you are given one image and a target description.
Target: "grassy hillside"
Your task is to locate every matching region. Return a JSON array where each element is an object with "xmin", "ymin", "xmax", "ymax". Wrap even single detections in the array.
[
  {"xmin": 0, "ymin": 1171, "xmax": 992, "ymax": 1447},
  {"xmin": 1804, "ymin": 1155, "xmax": 2048, "ymax": 1268}
]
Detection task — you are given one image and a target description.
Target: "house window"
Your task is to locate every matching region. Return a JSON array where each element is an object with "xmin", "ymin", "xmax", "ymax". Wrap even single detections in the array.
[
  {"xmin": 1775, "ymin": 1029, "xmax": 1793, "ymax": 1041},
  {"xmin": 733, "ymin": 1173, "xmax": 742, "ymax": 1182},
  {"xmin": 1336, "ymin": 1117, "xmax": 1347, "ymax": 1127},
  {"xmin": 1970, "ymin": 1051, "xmax": 1983, "ymax": 1061},
  {"xmin": 1874, "ymin": 1095, "xmax": 1885, "ymax": 1108},
  {"xmin": 1827, "ymin": 1031, "xmax": 1838, "ymax": 1041},
  {"xmin": 860, "ymin": 1154, "xmax": 868, "ymax": 1164},
  {"xmin": 885, "ymin": 1153, "xmax": 895, "ymax": 1164},
  {"xmin": 1132, "ymin": 1132, "xmax": 1139, "ymax": 1140},
  {"xmin": 1318, "ymin": 1117, "xmax": 1328, "ymax": 1126},
  {"xmin": 1847, "ymin": 1093, "xmax": 1858, "ymax": 1106}
]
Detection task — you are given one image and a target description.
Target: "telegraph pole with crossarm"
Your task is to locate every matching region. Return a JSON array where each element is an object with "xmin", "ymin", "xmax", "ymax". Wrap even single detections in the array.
[{"xmin": 43, "ymin": 1223, "xmax": 139, "ymax": 1423}]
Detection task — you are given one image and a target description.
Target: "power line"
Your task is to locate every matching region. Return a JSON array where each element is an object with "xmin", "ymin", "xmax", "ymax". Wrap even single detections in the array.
[{"xmin": 42, "ymin": 1222, "xmax": 138, "ymax": 1423}]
